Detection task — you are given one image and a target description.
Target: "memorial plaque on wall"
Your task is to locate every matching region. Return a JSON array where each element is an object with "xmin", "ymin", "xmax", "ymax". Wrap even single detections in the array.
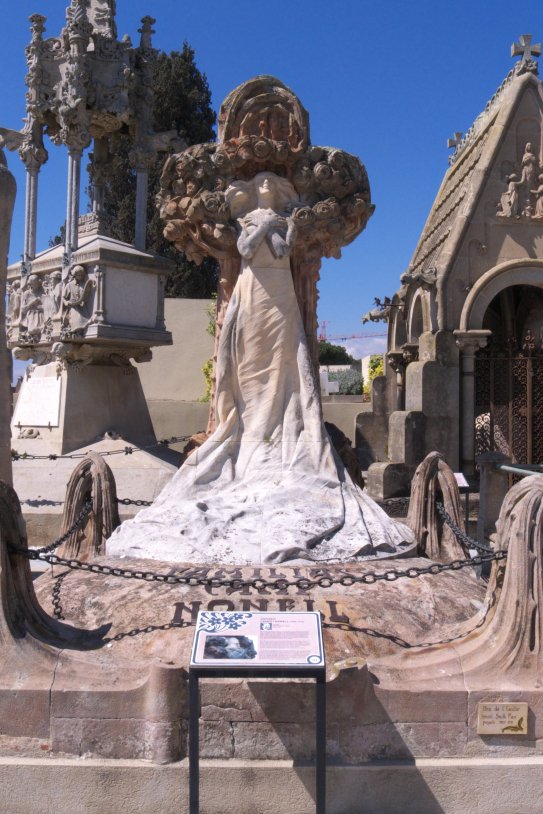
[
  {"xmin": 12, "ymin": 375, "xmax": 62, "ymax": 427},
  {"xmin": 477, "ymin": 702, "xmax": 528, "ymax": 735},
  {"xmin": 190, "ymin": 611, "xmax": 324, "ymax": 669}
]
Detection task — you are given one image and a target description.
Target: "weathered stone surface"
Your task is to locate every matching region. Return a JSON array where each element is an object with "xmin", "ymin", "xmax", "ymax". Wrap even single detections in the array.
[
  {"xmin": 0, "ymin": 150, "xmax": 16, "ymax": 486},
  {"xmin": 34, "ymin": 557, "xmax": 485, "ymax": 672}
]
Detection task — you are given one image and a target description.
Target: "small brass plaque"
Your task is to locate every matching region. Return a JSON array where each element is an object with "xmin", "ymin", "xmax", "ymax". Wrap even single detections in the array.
[{"xmin": 477, "ymin": 702, "xmax": 528, "ymax": 735}]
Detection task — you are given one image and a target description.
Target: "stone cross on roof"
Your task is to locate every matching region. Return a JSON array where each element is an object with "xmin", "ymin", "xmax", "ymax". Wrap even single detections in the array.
[
  {"xmin": 447, "ymin": 132, "xmax": 463, "ymax": 149},
  {"xmin": 511, "ymin": 34, "xmax": 541, "ymax": 68}
]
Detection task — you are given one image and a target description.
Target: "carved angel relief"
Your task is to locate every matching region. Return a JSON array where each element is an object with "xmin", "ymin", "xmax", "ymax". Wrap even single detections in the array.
[
  {"xmin": 8, "ymin": 265, "xmax": 96, "ymax": 347},
  {"xmin": 497, "ymin": 142, "xmax": 543, "ymax": 220}
]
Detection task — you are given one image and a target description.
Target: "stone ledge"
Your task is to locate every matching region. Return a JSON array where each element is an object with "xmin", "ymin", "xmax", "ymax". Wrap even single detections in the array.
[{"xmin": 2, "ymin": 756, "xmax": 543, "ymax": 814}]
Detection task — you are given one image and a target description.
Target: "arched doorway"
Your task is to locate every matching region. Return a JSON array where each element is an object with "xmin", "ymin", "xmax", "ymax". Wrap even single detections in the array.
[{"xmin": 475, "ymin": 285, "xmax": 543, "ymax": 464}]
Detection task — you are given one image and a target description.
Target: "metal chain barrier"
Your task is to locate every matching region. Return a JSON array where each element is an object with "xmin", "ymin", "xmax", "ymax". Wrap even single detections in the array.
[
  {"xmin": 11, "ymin": 435, "xmax": 192, "ymax": 462},
  {"xmin": 30, "ymin": 499, "xmax": 93, "ymax": 556},
  {"xmin": 8, "ymin": 541, "xmax": 507, "ymax": 591},
  {"xmin": 435, "ymin": 501, "xmax": 494, "ymax": 554},
  {"xmin": 117, "ymin": 497, "xmax": 153, "ymax": 507},
  {"xmin": 52, "ymin": 571, "xmax": 69, "ymax": 620}
]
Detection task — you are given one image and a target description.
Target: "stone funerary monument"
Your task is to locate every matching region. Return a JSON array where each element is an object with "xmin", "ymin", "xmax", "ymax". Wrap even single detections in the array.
[
  {"xmin": 360, "ymin": 35, "xmax": 543, "ymax": 501},
  {"xmin": 3, "ymin": 1, "xmax": 177, "ymax": 454},
  {"xmin": 1, "ymin": 6, "xmax": 543, "ymax": 814}
]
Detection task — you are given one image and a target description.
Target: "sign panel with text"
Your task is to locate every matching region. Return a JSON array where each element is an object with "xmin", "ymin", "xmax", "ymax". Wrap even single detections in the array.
[{"xmin": 190, "ymin": 611, "xmax": 324, "ymax": 669}]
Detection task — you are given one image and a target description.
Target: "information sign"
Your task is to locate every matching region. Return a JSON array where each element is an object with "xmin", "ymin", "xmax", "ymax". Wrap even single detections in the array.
[
  {"xmin": 454, "ymin": 472, "xmax": 469, "ymax": 490},
  {"xmin": 190, "ymin": 610, "xmax": 324, "ymax": 669},
  {"xmin": 477, "ymin": 702, "xmax": 528, "ymax": 735}
]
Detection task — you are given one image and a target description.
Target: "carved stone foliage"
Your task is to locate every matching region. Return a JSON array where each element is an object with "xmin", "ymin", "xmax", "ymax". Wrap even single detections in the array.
[
  {"xmin": 158, "ymin": 78, "xmax": 374, "ymax": 268},
  {"xmin": 497, "ymin": 142, "xmax": 543, "ymax": 220},
  {"xmin": 19, "ymin": 3, "xmax": 160, "ymax": 155},
  {"xmin": 159, "ymin": 121, "xmax": 373, "ymax": 263},
  {"xmin": 158, "ymin": 76, "xmax": 374, "ymax": 433}
]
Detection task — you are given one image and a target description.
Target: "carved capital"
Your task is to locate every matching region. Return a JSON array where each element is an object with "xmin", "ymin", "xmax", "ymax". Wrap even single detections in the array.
[
  {"xmin": 401, "ymin": 342, "xmax": 419, "ymax": 366},
  {"xmin": 386, "ymin": 350, "xmax": 406, "ymax": 375},
  {"xmin": 453, "ymin": 329, "xmax": 492, "ymax": 354}
]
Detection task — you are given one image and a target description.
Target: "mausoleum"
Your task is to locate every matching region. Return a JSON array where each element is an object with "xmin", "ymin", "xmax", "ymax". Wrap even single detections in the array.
[{"xmin": 359, "ymin": 35, "xmax": 543, "ymax": 498}]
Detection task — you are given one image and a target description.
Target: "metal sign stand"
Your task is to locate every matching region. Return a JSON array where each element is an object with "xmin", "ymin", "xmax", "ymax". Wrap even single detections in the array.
[{"xmin": 189, "ymin": 665, "xmax": 326, "ymax": 814}]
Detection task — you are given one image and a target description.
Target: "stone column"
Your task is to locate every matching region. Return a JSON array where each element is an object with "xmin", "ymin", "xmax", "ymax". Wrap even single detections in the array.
[
  {"xmin": 23, "ymin": 168, "xmax": 38, "ymax": 261},
  {"xmin": 65, "ymin": 147, "xmax": 83, "ymax": 263},
  {"xmin": 453, "ymin": 330, "xmax": 491, "ymax": 478},
  {"xmin": 386, "ymin": 351, "xmax": 405, "ymax": 410},
  {"xmin": 19, "ymin": 128, "xmax": 47, "ymax": 263},
  {"xmin": 0, "ymin": 149, "xmax": 17, "ymax": 485}
]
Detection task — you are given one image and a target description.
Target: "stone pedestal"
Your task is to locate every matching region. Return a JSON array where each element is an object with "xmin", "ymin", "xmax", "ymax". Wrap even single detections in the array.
[
  {"xmin": 12, "ymin": 361, "xmax": 156, "ymax": 455},
  {"xmin": 365, "ymin": 331, "xmax": 461, "ymax": 499},
  {"xmin": 8, "ymin": 234, "xmax": 173, "ymax": 454},
  {"xmin": 356, "ymin": 374, "xmax": 396, "ymax": 469}
]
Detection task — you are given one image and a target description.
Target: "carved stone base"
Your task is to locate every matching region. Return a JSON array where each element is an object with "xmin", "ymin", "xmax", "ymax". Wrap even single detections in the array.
[{"xmin": 12, "ymin": 360, "xmax": 156, "ymax": 455}]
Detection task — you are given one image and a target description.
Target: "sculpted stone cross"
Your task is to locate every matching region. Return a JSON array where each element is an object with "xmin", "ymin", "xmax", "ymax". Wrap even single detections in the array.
[
  {"xmin": 511, "ymin": 34, "xmax": 541, "ymax": 63},
  {"xmin": 447, "ymin": 132, "xmax": 463, "ymax": 149}
]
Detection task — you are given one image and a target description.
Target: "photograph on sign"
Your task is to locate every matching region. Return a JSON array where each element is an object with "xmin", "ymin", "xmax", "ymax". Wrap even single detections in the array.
[{"xmin": 190, "ymin": 611, "xmax": 324, "ymax": 669}]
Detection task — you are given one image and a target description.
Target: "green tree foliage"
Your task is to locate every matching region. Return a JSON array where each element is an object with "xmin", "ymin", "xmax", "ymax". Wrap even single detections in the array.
[
  {"xmin": 328, "ymin": 369, "xmax": 363, "ymax": 395},
  {"xmin": 90, "ymin": 43, "xmax": 218, "ymax": 297},
  {"xmin": 318, "ymin": 341, "xmax": 357, "ymax": 365},
  {"xmin": 363, "ymin": 354, "xmax": 384, "ymax": 396}
]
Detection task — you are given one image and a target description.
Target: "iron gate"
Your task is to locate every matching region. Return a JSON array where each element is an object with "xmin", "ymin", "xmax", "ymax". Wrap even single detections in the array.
[{"xmin": 475, "ymin": 338, "xmax": 543, "ymax": 466}]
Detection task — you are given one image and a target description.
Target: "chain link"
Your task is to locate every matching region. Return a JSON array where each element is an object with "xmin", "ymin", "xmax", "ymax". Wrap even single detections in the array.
[
  {"xmin": 435, "ymin": 501, "xmax": 494, "ymax": 553},
  {"xmin": 8, "ymin": 540, "xmax": 507, "ymax": 590},
  {"xmin": 117, "ymin": 497, "xmax": 153, "ymax": 507},
  {"xmin": 52, "ymin": 571, "xmax": 69, "ymax": 620},
  {"xmin": 29, "ymin": 499, "xmax": 93, "ymax": 556},
  {"xmin": 11, "ymin": 435, "xmax": 192, "ymax": 462},
  {"xmin": 6, "ymin": 494, "xmax": 508, "ymax": 591}
]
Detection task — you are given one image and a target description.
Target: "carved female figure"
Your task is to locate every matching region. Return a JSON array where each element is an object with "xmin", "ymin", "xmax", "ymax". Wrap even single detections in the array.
[
  {"xmin": 6, "ymin": 280, "xmax": 21, "ymax": 326},
  {"xmin": 62, "ymin": 264, "xmax": 93, "ymax": 332},
  {"xmin": 20, "ymin": 274, "xmax": 45, "ymax": 341},
  {"xmin": 533, "ymin": 174, "xmax": 543, "ymax": 219},
  {"xmin": 108, "ymin": 171, "xmax": 414, "ymax": 564},
  {"xmin": 498, "ymin": 174, "xmax": 521, "ymax": 218},
  {"xmin": 521, "ymin": 142, "xmax": 539, "ymax": 190}
]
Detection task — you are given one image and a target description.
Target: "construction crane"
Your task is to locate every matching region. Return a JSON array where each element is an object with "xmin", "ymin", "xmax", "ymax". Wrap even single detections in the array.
[{"xmin": 318, "ymin": 326, "xmax": 388, "ymax": 342}]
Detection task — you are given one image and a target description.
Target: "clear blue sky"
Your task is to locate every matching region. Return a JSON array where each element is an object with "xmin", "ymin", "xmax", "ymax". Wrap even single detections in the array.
[{"xmin": 2, "ymin": 0, "xmax": 542, "ymax": 361}]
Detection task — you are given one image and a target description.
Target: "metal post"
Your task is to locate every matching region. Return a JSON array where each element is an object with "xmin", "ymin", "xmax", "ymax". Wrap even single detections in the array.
[
  {"xmin": 316, "ymin": 671, "xmax": 326, "ymax": 814},
  {"xmin": 189, "ymin": 671, "xmax": 200, "ymax": 814},
  {"xmin": 188, "ymin": 667, "xmax": 326, "ymax": 814}
]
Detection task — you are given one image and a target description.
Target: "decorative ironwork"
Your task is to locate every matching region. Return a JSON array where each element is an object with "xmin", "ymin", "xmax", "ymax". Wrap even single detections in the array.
[{"xmin": 475, "ymin": 332, "xmax": 543, "ymax": 476}]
